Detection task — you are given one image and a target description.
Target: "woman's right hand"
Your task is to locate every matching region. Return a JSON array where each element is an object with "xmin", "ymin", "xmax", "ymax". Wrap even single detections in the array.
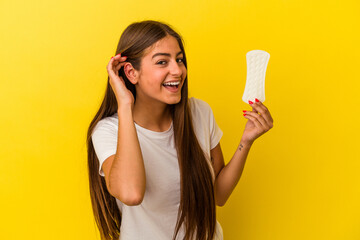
[{"xmin": 107, "ymin": 53, "xmax": 135, "ymax": 110}]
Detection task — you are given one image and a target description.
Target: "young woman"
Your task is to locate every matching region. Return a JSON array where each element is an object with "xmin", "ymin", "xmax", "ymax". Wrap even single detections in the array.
[{"xmin": 86, "ymin": 20, "xmax": 273, "ymax": 240}]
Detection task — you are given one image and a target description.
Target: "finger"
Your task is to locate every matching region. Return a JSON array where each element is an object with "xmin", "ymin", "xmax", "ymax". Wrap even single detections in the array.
[
  {"xmin": 254, "ymin": 99, "xmax": 273, "ymax": 120},
  {"xmin": 113, "ymin": 53, "xmax": 127, "ymax": 61},
  {"xmin": 114, "ymin": 61, "xmax": 126, "ymax": 76},
  {"xmin": 249, "ymin": 100, "xmax": 274, "ymax": 125},
  {"xmin": 111, "ymin": 53, "xmax": 126, "ymax": 67},
  {"xmin": 112, "ymin": 58, "xmax": 127, "ymax": 69},
  {"xmin": 107, "ymin": 57, "xmax": 119, "ymax": 80},
  {"xmin": 244, "ymin": 111, "xmax": 270, "ymax": 130},
  {"xmin": 114, "ymin": 59, "xmax": 126, "ymax": 71},
  {"xmin": 109, "ymin": 54, "xmax": 126, "ymax": 70},
  {"xmin": 243, "ymin": 113, "xmax": 263, "ymax": 129},
  {"xmin": 247, "ymin": 100, "xmax": 259, "ymax": 113},
  {"xmin": 114, "ymin": 55, "xmax": 128, "ymax": 62},
  {"xmin": 115, "ymin": 61, "xmax": 127, "ymax": 71}
]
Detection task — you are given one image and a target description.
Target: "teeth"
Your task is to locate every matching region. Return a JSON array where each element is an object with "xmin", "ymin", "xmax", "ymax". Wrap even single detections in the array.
[{"xmin": 163, "ymin": 81, "xmax": 180, "ymax": 86}]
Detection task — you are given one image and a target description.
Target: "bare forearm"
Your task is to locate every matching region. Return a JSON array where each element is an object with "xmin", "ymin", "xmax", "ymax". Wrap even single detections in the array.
[
  {"xmin": 214, "ymin": 140, "xmax": 253, "ymax": 206},
  {"xmin": 109, "ymin": 105, "xmax": 146, "ymax": 202}
]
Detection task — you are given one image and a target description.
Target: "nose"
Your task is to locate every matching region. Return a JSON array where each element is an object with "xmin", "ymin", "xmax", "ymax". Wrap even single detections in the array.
[{"xmin": 169, "ymin": 59, "xmax": 183, "ymax": 77}]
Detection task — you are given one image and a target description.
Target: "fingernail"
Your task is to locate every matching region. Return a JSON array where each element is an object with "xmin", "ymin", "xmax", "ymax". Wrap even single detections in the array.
[
  {"xmin": 242, "ymin": 110, "xmax": 247, "ymax": 113},
  {"xmin": 111, "ymin": 56, "xmax": 113, "ymax": 59},
  {"xmin": 255, "ymin": 98, "xmax": 260, "ymax": 102},
  {"xmin": 248, "ymin": 100, "xmax": 253, "ymax": 104},
  {"xmin": 243, "ymin": 114, "xmax": 247, "ymax": 116}
]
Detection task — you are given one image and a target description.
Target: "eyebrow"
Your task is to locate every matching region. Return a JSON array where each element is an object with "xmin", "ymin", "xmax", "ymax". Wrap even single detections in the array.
[{"xmin": 151, "ymin": 51, "xmax": 183, "ymax": 59}]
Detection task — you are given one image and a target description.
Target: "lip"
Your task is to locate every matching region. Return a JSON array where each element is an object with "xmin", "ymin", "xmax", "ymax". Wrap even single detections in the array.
[
  {"xmin": 163, "ymin": 86, "xmax": 181, "ymax": 93},
  {"xmin": 163, "ymin": 83, "xmax": 181, "ymax": 93},
  {"xmin": 163, "ymin": 80, "xmax": 181, "ymax": 84}
]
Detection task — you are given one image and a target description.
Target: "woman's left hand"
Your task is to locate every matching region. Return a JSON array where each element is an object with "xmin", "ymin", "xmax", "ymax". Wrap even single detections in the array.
[{"xmin": 241, "ymin": 99, "xmax": 274, "ymax": 145}]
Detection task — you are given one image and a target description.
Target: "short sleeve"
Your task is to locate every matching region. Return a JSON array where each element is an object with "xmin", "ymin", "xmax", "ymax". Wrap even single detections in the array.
[
  {"xmin": 91, "ymin": 119, "xmax": 118, "ymax": 177},
  {"xmin": 209, "ymin": 106, "xmax": 223, "ymax": 150}
]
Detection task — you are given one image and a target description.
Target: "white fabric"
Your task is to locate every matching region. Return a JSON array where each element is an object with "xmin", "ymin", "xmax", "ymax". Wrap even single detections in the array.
[{"xmin": 91, "ymin": 97, "xmax": 224, "ymax": 240}]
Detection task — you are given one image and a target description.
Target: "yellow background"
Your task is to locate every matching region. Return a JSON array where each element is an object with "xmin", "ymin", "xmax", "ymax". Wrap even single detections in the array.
[{"xmin": 1, "ymin": 0, "xmax": 359, "ymax": 239}]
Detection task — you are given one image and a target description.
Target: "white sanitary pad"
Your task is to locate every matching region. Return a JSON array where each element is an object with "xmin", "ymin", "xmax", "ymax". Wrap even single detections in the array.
[{"xmin": 242, "ymin": 50, "xmax": 270, "ymax": 103}]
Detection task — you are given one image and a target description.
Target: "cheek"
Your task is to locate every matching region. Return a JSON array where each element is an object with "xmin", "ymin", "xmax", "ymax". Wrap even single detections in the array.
[
  {"xmin": 153, "ymin": 72, "xmax": 166, "ymax": 86},
  {"xmin": 182, "ymin": 67, "xmax": 187, "ymax": 79},
  {"xmin": 145, "ymin": 71, "xmax": 167, "ymax": 88}
]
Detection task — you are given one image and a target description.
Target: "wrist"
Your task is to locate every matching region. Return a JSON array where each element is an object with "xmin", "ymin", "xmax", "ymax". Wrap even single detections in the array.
[
  {"xmin": 117, "ymin": 103, "xmax": 133, "ymax": 114},
  {"xmin": 239, "ymin": 138, "xmax": 253, "ymax": 148}
]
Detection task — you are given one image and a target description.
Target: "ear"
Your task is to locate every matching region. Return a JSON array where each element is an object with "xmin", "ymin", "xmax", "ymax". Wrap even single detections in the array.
[{"xmin": 123, "ymin": 63, "xmax": 139, "ymax": 85}]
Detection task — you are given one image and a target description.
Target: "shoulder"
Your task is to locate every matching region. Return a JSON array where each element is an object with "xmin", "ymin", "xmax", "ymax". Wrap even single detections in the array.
[
  {"xmin": 188, "ymin": 97, "xmax": 215, "ymax": 125},
  {"xmin": 92, "ymin": 113, "xmax": 118, "ymax": 137},
  {"xmin": 188, "ymin": 97, "xmax": 212, "ymax": 113}
]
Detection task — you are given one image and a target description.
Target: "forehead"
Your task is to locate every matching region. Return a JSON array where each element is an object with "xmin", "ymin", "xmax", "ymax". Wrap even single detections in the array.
[{"xmin": 143, "ymin": 35, "xmax": 181, "ymax": 57}]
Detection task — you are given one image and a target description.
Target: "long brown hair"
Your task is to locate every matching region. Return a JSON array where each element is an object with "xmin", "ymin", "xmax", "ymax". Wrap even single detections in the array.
[{"xmin": 86, "ymin": 20, "xmax": 216, "ymax": 240}]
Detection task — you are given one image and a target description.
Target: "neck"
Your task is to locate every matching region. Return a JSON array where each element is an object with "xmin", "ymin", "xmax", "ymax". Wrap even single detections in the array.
[{"xmin": 132, "ymin": 97, "xmax": 172, "ymax": 132}]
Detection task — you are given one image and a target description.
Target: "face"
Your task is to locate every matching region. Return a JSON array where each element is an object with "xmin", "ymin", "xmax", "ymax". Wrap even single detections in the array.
[{"xmin": 133, "ymin": 35, "xmax": 187, "ymax": 105}]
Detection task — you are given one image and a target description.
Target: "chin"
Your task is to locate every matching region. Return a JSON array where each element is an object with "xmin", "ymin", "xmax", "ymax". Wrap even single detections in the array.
[{"xmin": 166, "ymin": 96, "xmax": 182, "ymax": 105}]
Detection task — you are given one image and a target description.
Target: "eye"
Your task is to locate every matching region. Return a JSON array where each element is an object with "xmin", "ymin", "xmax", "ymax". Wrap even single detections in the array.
[
  {"xmin": 156, "ymin": 60, "xmax": 167, "ymax": 65},
  {"xmin": 156, "ymin": 58, "xmax": 184, "ymax": 65}
]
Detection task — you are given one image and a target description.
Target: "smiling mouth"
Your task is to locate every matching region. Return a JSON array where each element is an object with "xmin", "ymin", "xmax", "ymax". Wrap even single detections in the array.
[
  {"xmin": 162, "ymin": 81, "xmax": 180, "ymax": 89},
  {"xmin": 162, "ymin": 81, "xmax": 181, "ymax": 91}
]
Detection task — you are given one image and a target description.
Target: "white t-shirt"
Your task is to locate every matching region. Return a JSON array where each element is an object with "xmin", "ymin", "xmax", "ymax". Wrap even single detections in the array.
[{"xmin": 91, "ymin": 97, "xmax": 224, "ymax": 240}]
